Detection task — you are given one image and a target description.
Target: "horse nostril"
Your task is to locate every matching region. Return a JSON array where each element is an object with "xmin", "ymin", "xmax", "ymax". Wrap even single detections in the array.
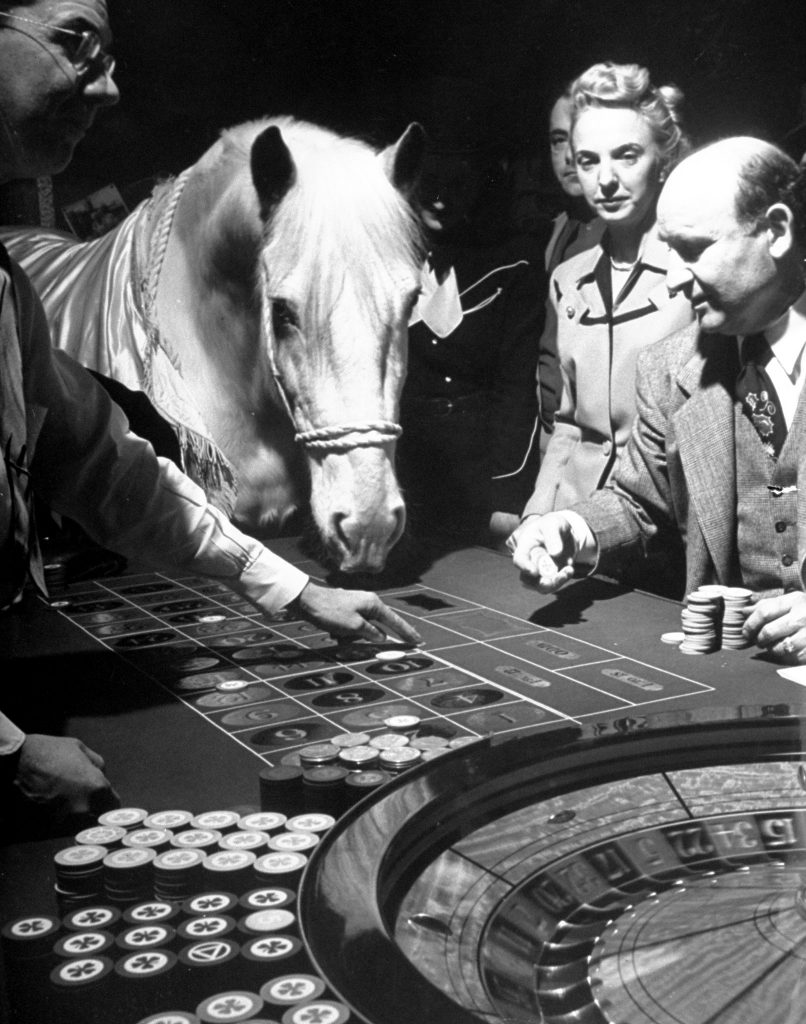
[
  {"xmin": 332, "ymin": 512, "xmax": 350, "ymax": 552},
  {"xmin": 390, "ymin": 503, "xmax": 406, "ymax": 548}
]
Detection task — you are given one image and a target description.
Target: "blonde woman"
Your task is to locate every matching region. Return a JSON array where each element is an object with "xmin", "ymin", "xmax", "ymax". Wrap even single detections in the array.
[{"xmin": 528, "ymin": 62, "xmax": 695, "ymax": 524}]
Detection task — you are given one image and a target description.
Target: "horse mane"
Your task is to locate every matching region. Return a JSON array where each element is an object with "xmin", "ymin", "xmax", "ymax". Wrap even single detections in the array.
[{"xmin": 179, "ymin": 117, "xmax": 424, "ymax": 334}]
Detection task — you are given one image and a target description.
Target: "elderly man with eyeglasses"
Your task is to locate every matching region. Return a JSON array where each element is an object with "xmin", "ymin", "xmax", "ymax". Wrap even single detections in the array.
[
  {"xmin": 0, "ymin": 2, "xmax": 118, "ymax": 176},
  {"xmin": 0, "ymin": 1, "xmax": 422, "ymax": 836}
]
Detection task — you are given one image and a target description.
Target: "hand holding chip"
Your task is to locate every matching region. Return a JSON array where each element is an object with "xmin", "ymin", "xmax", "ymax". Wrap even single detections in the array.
[{"xmin": 507, "ymin": 511, "xmax": 598, "ymax": 593}]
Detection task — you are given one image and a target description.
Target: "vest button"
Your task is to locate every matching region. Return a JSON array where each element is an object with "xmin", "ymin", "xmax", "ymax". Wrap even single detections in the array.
[
  {"xmin": 602, "ymin": 440, "xmax": 613, "ymax": 457},
  {"xmin": 775, "ymin": 521, "xmax": 788, "ymax": 533},
  {"xmin": 782, "ymin": 554, "xmax": 794, "ymax": 567}
]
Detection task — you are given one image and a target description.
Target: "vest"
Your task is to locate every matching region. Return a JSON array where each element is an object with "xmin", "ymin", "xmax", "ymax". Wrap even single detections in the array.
[{"xmin": 735, "ymin": 395, "xmax": 803, "ymax": 592}]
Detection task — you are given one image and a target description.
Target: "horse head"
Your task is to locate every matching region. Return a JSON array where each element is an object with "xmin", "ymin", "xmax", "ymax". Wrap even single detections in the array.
[{"xmin": 176, "ymin": 118, "xmax": 426, "ymax": 574}]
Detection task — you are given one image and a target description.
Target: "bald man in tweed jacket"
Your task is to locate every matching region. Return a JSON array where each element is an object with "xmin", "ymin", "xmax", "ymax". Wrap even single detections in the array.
[{"xmin": 510, "ymin": 136, "xmax": 806, "ymax": 663}]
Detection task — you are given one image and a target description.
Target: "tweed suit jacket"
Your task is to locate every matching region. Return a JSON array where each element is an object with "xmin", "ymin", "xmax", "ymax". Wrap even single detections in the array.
[{"xmin": 573, "ymin": 321, "xmax": 806, "ymax": 597}]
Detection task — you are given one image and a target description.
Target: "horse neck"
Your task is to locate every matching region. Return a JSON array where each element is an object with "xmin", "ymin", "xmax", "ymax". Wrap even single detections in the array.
[{"xmin": 153, "ymin": 164, "xmax": 300, "ymax": 502}]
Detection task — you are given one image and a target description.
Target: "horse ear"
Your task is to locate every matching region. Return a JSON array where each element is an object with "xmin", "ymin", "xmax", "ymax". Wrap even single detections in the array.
[
  {"xmin": 251, "ymin": 125, "xmax": 297, "ymax": 218},
  {"xmin": 380, "ymin": 122, "xmax": 426, "ymax": 198}
]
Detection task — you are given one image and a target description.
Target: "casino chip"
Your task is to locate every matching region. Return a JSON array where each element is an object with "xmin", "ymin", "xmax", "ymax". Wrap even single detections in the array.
[
  {"xmin": 114, "ymin": 947, "xmax": 177, "ymax": 981},
  {"xmin": 237, "ymin": 908, "xmax": 297, "ymax": 935},
  {"xmin": 242, "ymin": 932, "xmax": 304, "ymax": 967},
  {"xmin": 383, "ymin": 714, "xmax": 421, "ymax": 730},
  {"xmin": 240, "ymin": 886, "xmax": 295, "ymax": 910},
  {"xmin": 123, "ymin": 901, "xmax": 179, "ymax": 925},
  {"xmin": 286, "ymin": 813, "xmax": 335, "ymax": 834},
  {"xmin": 268, "ymin": 831, "xmax": 320, "ymax": 853},
  {"xmin": 260, "ymin": 974, "xmax": 326, "ymax": 1006},
  {"xmin": 2, "ymin": 915, "xmax": 61, "ymax": 959},
  {"xmin": 375, "ymin": 649, "xmax": 410, "ymax": 661},
  {"xmin": 183, "ymin": 892, "xmax": 239, "ymax": 916},
  {"xmin": 50, "ymin": 955, "xmax": 114, "ymax": 989},
  {"xmin": 117, "ymin": 923, "xmax": 177, "ymax": 951},
  {"xmin": 97, "ymin": 807, "xmax": 148, "ymax": 828},
  {"xmin": 191, "ymin": 810, "xmax": 241, "ymax": 832},
  {"xmin": 178, "ymin": 915, "xmax": 236, "ymax": 942},
  {"xmin": 196, "ymin": 990, "xmax": 264, "ymax": 1023},
  {"xmin": 281, "ymin": 1000, "xmax": 350, "ymax": 1024},
  {"xmin": 379, "ymin": 746, "xmax": 422, "ymax": 772},
  {"xmin": 238, "ymin": 811, "xmax": 287, "ymax": 833},
  {"xmin": 219, "ymin": 830, "xmax": 270, "ymax": 851},
  {"xmin": 330, "ymin": 731, "xmax": 371, "ymax": 748},
  {"xmin": 143, "ymin": 810, "xmax": 193, "ymax": 831},
  {"xmin": 64, "ymin": 905, "xmax": 121, "ymax": 931},
  {"xmin": 369, "ymin": 733, "xmax": 410, "ymax": 750},
  {"xmin": 253, "ymin": 851, "xmax": 308, "ymax": 881},
  {"xmin": 74, "ymin": 825, "xmax": 127, "ymax": 846},
  {"xmin": 55, "ymin": 930, "xmax": 115, "ymax": 958}
]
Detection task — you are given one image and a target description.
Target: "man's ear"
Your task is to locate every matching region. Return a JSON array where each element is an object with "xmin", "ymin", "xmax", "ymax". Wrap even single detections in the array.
[{"xmin": 766, "ymin": 202, "xmax": 796, "ymax": 259}]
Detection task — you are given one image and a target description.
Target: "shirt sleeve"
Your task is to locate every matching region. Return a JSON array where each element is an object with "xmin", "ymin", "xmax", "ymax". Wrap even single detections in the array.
[
  {"xmin": 17, "ymin": 264, "xmax": 309, "ymax": 615},
  {"xmin": 0, "ymin": 711, "xmax": 25, "ymax": 757}
]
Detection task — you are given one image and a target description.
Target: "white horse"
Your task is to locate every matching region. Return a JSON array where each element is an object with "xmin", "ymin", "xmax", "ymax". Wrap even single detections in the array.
[{"xmin": 0, "ymin": 117, "xmax": 425, "ymax": 573}]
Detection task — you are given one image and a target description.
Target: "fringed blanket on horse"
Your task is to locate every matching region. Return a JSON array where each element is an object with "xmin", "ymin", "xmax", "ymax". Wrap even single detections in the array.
[
  {"xmin": 0, "ymin": 117, "xmax": 425, "ymax": 572},
  {"xmin": 2, "ymin": 176, "xmax": 237, "ymax": 511}
]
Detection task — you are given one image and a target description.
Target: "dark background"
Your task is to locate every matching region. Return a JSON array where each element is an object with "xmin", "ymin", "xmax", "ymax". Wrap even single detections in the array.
[{"xmin": 14, "ymin": 0, "xmax": 806, "ymax": 224}]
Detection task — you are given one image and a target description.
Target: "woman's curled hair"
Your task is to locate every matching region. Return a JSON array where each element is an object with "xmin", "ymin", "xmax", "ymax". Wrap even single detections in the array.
[{"xmin": 570, "ymin": 61, "xmax": 689, "ymax": 172}]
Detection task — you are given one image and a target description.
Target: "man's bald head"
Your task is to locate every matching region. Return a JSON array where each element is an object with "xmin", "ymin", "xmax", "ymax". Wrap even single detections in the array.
[
  {"xmin": 657, "ymin": 137, "xmax": 804, "ymax": 336},
  {"xmin": 660, "ymin": 137, "xmax": 799, "ymax": 233}
]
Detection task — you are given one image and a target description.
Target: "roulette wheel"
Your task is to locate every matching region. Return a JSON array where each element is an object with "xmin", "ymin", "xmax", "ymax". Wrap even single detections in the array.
[{"xmin": 301, "ymin": 704, "xmax": 806, "ymax": 1024}]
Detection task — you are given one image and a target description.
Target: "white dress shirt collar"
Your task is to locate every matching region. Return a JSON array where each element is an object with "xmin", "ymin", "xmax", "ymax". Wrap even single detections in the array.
[{"xmin": 765, "ymin": 286, "xmax": 806, "ymax": 377}]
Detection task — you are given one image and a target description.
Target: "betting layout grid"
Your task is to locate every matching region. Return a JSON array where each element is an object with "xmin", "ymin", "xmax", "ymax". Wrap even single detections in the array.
[{"xmin": 43, "ymin": 571, "xmax": 717, "ymax": 764}]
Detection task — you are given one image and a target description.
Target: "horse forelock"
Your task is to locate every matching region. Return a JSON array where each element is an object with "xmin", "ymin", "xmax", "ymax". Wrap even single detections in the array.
[
  {"xmin": 176, "ymin": 118, "xmax": 423, "ymax": 322},
  {"xmin": 250, "ymin": 120, "xmax": 425, "ymax": 333}
]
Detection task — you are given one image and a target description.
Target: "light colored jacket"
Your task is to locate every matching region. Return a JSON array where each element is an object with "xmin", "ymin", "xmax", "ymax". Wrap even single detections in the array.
[{"xmin": 526, "ymin": 228, "xmax": 694, "ymax": 516}]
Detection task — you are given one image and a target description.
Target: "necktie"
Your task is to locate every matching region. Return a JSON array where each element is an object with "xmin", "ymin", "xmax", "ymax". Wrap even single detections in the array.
[{"xmin": 735, "ymin": 333, "xmax": 787, "ymax": 458}]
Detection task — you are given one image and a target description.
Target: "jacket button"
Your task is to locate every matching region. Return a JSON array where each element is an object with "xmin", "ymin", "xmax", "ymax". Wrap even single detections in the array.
[
  {"xmin": 782, "ymin": 554, "xmax": 794, "ymax": 567},
  {"xmin": 565, "ymin": 306, "xmax": 575, "ymax": 319},
  {"xmin": 775, "ymin": 521, "xmax": 787, "ymax": 533}
]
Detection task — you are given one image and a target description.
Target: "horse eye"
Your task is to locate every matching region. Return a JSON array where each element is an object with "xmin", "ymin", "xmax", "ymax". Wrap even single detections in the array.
[{"xmin": 271, "ymin": 299, "xmax": 297, "ymax": 333}]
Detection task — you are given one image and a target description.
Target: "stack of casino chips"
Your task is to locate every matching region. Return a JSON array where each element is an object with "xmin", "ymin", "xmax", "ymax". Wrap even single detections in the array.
[
  {"xmin": 680, "ymin": 586, "xmax": 724, "ymax": 654},
  {"xmin": 104, "ymin": 847, "xmax": 158, "ymax": 904},
  {"xmin": 678, "ymin": 585, "xmax": 752, "ymax": 654},
  {"xmin": 260, "ymin": 723, "xmax": 478, "ymax": 816},
  {"xmin": 4, "ymin": 803, "xmax": 352, "ymax": 1024},
  {"xmin": 53, "ymin": 845, "xmax": 108, "ymax": 907},
  {"xmin": 720, "ymin": 587, "xmax": 753, "ymax": 650}
]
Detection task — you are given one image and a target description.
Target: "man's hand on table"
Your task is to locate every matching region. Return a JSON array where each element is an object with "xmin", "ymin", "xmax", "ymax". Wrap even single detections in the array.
[
  {"xmin": 290, "ymin": 582, "xmax": 423, "ymax": 646},
  {"xmin": 507, "ymin": 511, "xmax": 598, "ymax": 593},
  {"xmin": 743, "ymin": 591, "xmax": 806, "ymax": 663},
  {"xmin": 13, "ymin": 734, "xmax": 121, "ymax": 820}
]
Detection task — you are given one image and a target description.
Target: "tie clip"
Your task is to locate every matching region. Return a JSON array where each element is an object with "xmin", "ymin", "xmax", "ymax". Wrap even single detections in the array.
[{"xmin": 767, "ymin": 485, "xmax": 797, "ymax": 496}]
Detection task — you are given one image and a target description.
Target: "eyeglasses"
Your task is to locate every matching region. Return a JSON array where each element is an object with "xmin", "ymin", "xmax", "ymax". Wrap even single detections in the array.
[{"xmin": 0, "ymin": 11, "xmax": 115, "ymax": 78}]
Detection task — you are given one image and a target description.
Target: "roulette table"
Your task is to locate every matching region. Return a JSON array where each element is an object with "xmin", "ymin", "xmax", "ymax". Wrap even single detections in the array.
[{"xmin": 2, "ymin": 538, "xmax": 806, "ymax": 1023}]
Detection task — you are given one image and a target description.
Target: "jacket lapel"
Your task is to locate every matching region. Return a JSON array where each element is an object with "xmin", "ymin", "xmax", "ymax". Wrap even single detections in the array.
[{"xmin": 674, "ymin": 335, "xmax": 740, "ymax": 581}]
